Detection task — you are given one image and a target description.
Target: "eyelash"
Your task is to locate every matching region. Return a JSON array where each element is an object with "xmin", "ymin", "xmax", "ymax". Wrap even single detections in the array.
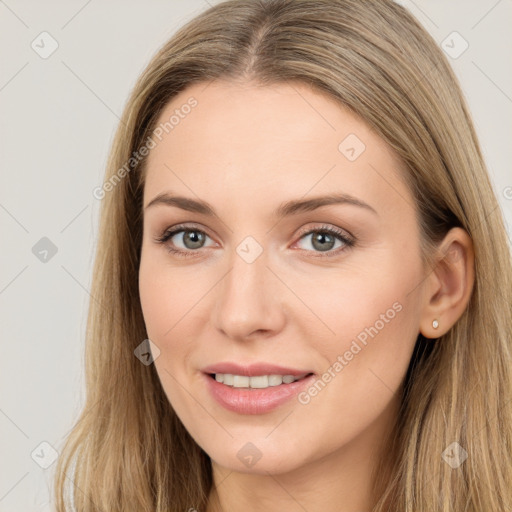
[{"xmin": 154, "ymin": 223, "xmax": 355, "ymax": 259}]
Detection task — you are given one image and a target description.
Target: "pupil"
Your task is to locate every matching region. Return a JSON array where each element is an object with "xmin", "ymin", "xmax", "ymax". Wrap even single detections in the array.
[
  {"xmin": 312, "ymin": 232, "xmax": 334, "ymax": 252},
  {"xmin": 184, "ymin": 231, "xmax": 204, "ymax": 249}
]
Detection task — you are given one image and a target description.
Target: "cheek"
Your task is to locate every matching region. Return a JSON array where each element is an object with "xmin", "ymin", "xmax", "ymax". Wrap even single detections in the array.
[
  {"xmin": 291, "ymin": 290, "xmax": 419, "ymax": 452},
  {"xmin": 291, "ymin": 268, "xmax": 413, "ymax": 350},
  {"xmin": 295, "ymin": 250, "xmax": 422, "ymax": 394},
  {"xmin": 138, "ymin": 252, "xmax": 212, "ymax": 400},
  {"xmin": 138, "ymin": 252, "xmax": 202, "ymax": 341},
  {"xmin": 138, "ymin": 256, "xmax": 198, "ymax": 413},
  {"xmin": 139, "ymin": 262, "xmax": 169, "ymax": 341}
]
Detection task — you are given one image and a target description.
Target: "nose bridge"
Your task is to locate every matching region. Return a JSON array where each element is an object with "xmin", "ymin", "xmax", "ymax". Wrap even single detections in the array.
[{"xmin": 213, "ymin": 239, "xmax": 285, "ymax": 339}]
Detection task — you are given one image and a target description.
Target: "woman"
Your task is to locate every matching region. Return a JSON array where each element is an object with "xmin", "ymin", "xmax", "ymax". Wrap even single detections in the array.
[{"xmin": 54, "ymin": 0, "xmax": 512, "ymax": 510}]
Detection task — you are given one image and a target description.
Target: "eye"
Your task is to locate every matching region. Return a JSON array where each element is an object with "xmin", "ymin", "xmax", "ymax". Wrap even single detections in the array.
[
  {"xmin": 293, "ymin": 224, "xmax": 354, "ymax": 257},
  {"xmin": 154, "ymin": 224, "xmax": 216, "ymax": 257},
  {"xmin": 154, "ymin": 223, "xmax": 355, "ymax": 259}
]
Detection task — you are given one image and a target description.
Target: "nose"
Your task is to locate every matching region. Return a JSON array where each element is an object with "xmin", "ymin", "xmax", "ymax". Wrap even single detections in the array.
[{"xmin": 212, "ymin": 245, "xmax": 286, "ymax": 341}]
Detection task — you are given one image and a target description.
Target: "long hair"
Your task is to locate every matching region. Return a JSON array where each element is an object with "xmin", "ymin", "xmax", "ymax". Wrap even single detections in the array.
[{"xmin": 53, "ymin": 1, "xmax": 512, "ymax": 510}]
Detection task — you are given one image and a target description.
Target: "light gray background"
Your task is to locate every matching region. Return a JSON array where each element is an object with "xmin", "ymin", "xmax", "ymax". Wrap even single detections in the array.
[{"xmin": 1, "ymin": 1, "xmax": 511, "ymax": 510}]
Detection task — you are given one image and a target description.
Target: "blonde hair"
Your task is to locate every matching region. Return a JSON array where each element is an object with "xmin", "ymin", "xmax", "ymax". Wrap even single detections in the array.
[{"xmin": 53, "ymin": 0, "xmax": 512, "ymax": 510}]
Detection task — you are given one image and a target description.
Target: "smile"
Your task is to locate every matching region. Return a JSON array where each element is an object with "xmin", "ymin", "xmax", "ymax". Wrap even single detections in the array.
[
  {"xmin": 201, "ymin": 364, "xmax": 316, "ymax": 415},
  {"xmin": 212, "ymin": 373, "xmax": 310, "ymax": 388}
]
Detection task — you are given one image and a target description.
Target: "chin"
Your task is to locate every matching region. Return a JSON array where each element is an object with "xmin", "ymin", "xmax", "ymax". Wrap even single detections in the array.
[{"xmin": 202, "ymin": 435, "xmax": 316, "ymax": 476}]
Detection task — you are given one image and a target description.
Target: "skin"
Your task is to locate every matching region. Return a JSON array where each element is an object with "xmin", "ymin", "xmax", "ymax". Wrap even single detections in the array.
[{"xmin": 138, "ymin": 79, "xmax": 474, "ymax": 512}]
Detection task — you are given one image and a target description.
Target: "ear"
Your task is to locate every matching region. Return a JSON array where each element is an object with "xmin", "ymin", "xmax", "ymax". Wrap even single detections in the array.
[{"xmin": 419, "ymin": 227, "xmax": 475, "ymax": 339}]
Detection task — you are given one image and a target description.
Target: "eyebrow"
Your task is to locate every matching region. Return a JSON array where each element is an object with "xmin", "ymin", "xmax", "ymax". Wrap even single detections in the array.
[{"xmin": 144, "ymin": 192, "xmax": 378, "ymax": 217}]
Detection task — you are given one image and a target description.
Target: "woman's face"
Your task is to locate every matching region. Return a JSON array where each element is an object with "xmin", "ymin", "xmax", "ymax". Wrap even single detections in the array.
[{"xmin": 139, "ymin": 80, "xmax": 427, "ymax": 475}]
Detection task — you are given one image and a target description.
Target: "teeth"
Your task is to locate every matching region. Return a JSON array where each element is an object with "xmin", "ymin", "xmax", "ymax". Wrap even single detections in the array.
[
  {"xmin": 233, "ymin": 375, "xmax": 250, "ymax": 387},
  {"xmin": 268, "ymin": 375, "xmax": 283, "ymax": 386},
  {"xmin": 213, "ymin": 373, "xmax": 307, "ymax": 389}
]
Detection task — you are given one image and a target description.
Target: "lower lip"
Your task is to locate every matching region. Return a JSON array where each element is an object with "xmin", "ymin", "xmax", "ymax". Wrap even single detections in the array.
[{"xmin": 203, "ymin": 373, "xmax": 315, "ymax": 415}]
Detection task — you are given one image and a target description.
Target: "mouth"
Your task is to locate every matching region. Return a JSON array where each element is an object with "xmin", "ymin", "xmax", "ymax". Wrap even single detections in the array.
[
  {"xmin": 207, "ymin": 372, "xmax": 313, "ymax": 389},
  {"xmin": 201, "ymin": 364, "xmax": 316, "ymax": 415}
]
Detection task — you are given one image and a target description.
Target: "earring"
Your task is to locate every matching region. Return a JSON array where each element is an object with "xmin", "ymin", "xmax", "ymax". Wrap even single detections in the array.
[{"xmin": 432, "ymin": 319, "xmax": 439, "ymax": 329}]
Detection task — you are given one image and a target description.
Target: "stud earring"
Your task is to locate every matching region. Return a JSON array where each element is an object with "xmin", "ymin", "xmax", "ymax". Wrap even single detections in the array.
[{"xmin": 432, "ymin": 319, "xmax": 439, "ymax": 329}]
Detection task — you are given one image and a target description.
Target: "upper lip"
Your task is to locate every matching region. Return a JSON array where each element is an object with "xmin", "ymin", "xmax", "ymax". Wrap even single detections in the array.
[{"xmin": 201, "ymin": 362, "xmax": 314, "ymax": 377}]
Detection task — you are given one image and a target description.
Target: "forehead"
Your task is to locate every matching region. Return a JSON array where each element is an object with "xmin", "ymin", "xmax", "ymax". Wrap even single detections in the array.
[{"xmin": 143, "ymin": 80, "xmax": 413, "ymax": 221}]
